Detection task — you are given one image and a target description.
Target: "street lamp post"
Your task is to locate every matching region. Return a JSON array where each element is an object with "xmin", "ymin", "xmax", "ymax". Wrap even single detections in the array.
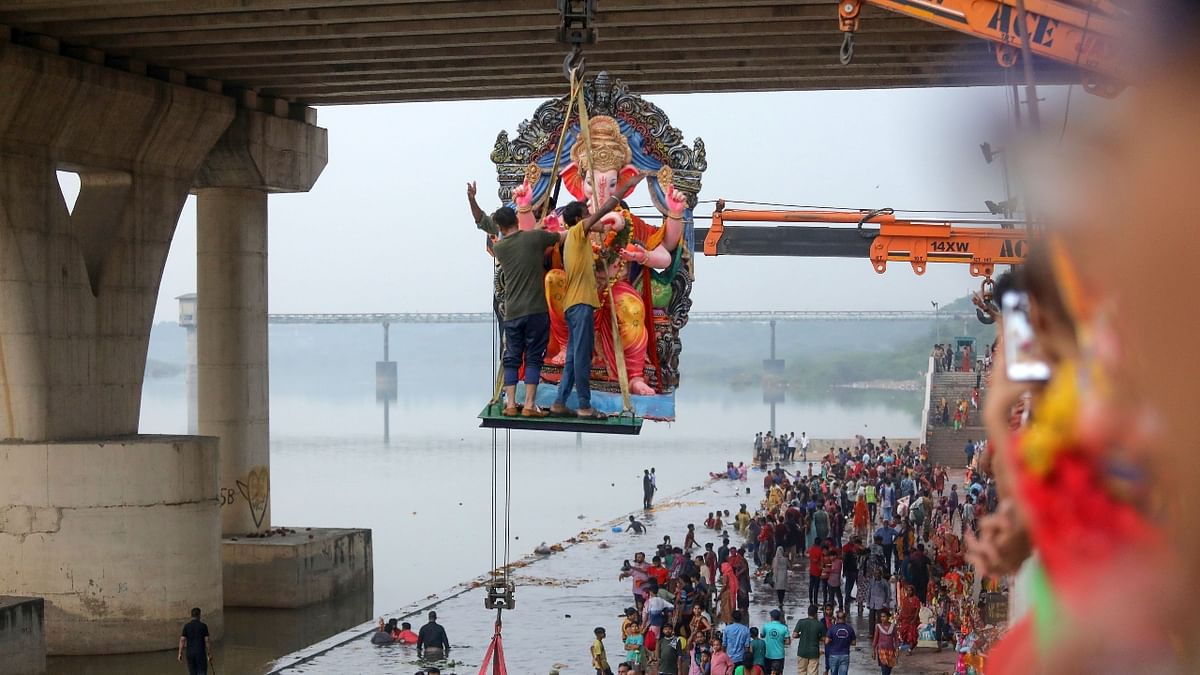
[{"xmin": 931, "ymin": 301, "xmax": 940, "ymax": 344}]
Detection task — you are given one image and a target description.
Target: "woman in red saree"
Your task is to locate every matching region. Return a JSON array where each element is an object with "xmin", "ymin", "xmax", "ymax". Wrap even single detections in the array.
[
  {"xmin": 718, "ymin": 562, "xmax": 737, "ymax": 625},
  {"xmin": 853, "ymin": 495, "xmax": 870, "ymax": 539},
  {"xmin": 897, "ymin": 584, "xmax": 921, "ymax": 648}
]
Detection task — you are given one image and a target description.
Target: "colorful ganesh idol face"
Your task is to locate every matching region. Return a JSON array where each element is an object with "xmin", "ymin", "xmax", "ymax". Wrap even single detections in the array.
[
  {"xmin": 570, "ymin": 115, "xmax": 638, "ymax": 231},
  {"xmin": 581, "ymin": 167, "xmax": 620, "ymax": 216}
]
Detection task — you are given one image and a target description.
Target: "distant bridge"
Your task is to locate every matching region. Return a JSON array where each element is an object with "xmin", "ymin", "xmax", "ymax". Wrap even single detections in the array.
[{"xmin": 267, "ymin": 310, "xmax": 974, "ymax": 325}]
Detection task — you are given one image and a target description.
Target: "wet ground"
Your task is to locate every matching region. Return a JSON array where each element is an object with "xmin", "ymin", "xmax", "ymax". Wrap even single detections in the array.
[{"xmin": 272, "ymin": 462, "xmax": 961, "ymax": 674}]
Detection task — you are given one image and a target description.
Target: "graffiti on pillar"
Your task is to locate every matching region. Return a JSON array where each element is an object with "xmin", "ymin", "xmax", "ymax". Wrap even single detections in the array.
[{"xmin": 234, "ymin": 465, "xmax": 270, "ymax": 529}]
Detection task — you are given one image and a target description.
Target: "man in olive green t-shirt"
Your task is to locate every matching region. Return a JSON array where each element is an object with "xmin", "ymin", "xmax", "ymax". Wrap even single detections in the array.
[
  {"xmin": 468, "ymin": 181, "xmax": 559, "ymax": 416},
  {"xmin": 792, "ymin": 604, "xmax": 826, "ymax": 675},
  {"xmin": 485, "ymin": 204, "xmax": 558, "ymax": 417}
]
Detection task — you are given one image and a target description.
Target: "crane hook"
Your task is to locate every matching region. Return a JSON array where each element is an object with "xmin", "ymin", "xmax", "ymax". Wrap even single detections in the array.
[
  {"xmin": 975, "ymin": 277, "xmax": 998, "ymax": 325},
  {"xmin": 563, "ymin": 46, "xmax": 586, "ymax": 81},
  {"xmin": 840, "ymin": 32, "xmax": 855, "ymax": 65}
]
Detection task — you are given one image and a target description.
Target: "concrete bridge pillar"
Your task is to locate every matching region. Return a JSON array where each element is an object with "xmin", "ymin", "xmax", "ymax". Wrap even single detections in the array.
[
  {"xmin": 191, "ymin": 109, "xmax": 370, "ymax": 614},
  {"xmin": 197, "ymin": 187, "xmax": 271, "ymax": 534},
  {"xmin": 194, "ymin": 107, "xmax": 326, "ymax": 537},
  {"xmin": 0, "ymin": 40, "xmax": 234, "ymax": 653}
]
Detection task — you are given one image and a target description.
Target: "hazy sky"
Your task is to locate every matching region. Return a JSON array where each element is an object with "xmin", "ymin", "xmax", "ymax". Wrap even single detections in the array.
[{"xmin": 119, "ymin": 84, "xmax": 1070, "ymax": 323}]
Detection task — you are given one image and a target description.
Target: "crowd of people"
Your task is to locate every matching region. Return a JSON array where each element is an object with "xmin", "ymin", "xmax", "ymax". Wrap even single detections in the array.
[
  {"xmin": 753, "ymin": 431, "xmax": 808, "ymax": 464},
  {"xmin": 587, "ymin": 434, "xmax": 999, "ymax": 675},
  {"xmin": 932, "ymin": 343, "xmax": 985, "ymax": 374},
  {"xmin": 932, "ymin": 395, "xmax": 978, "ymax": 430},
  {"xmin": 929, "ymin": 343, "xmax": 990, "ymax": 430}
]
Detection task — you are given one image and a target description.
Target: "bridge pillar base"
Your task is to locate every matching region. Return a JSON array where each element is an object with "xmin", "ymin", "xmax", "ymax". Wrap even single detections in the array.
[
  {"xmin": 222, "ymin": 528, "xmax": 373, "ymax": 609},
  {"xmin": 0, "ymin": 596, "xmax": 45, "ymax": 675},
  {"xmin": 0, "ymin": 436, "xmax": 223, "ymax": 655}
]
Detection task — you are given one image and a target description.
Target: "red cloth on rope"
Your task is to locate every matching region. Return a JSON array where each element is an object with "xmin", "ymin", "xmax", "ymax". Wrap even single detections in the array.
[{"xmin": 477, "ymin": 622, "xmax": 508, "ymax": 675}]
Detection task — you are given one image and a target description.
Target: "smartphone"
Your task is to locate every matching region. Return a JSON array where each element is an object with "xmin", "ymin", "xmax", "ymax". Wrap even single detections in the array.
[{"xmin": 1001, "ymin": 291, "xmax": 1052, "ymax": 382}]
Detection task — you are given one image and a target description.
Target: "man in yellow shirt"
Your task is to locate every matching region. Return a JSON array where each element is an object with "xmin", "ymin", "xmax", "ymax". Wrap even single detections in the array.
[{"xmin": 550, "ymin": 200, "xmax": 606, "ymax": 420}]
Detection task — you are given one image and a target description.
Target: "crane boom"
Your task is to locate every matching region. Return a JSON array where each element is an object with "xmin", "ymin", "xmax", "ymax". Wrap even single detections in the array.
[
  {"xmin": 701, "ymin": 203, "xmax": 1033, "ymax": 279},
  {"xmin": 839, "ymin": 0, "xmax": 1128, "ymax": 83}
]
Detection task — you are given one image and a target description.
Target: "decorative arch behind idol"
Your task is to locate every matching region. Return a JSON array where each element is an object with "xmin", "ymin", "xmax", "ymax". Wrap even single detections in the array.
[{"xmin": 490, "ymin": 72, "xmax": 707, "ymax": 418}]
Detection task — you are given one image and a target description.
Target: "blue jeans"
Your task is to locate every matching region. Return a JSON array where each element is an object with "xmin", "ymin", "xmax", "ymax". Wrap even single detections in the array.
[
  {"xmin": 829, "ymin": 653, "xmax": 850, "ymax": 675},
  {"xmin": 554, "ymin": 303, "xmax": 594, "ymax": 408},
  {"xmin": 502, "ymin": 313, "xmax": 550, "ymax": 386}
]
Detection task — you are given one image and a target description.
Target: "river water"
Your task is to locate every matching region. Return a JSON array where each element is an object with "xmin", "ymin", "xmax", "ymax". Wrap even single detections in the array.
[{"xmin": 49, "ymin": 360, "xmax": 921, "ymax": 674}]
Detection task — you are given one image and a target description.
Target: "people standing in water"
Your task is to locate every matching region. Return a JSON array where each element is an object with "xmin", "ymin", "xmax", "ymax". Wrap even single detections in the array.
[
  {"xmin": 577, "ymin": 431, "xmax": 986, "ymax": 674},
  {"xmin": 178, "ymin": 607, "xmax": 212, "ymax": 675},
  {"xmin": 417, "ymin": 611, "xmax": 450, "ymax": 659}
]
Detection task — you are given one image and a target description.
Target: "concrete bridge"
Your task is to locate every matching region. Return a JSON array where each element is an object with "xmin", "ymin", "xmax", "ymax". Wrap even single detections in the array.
[
  {"xmin": 0, "ymin": 2, "xmax": 1077, "ymax": 106},
  {"xmin": 0, "ymin": 1, "xmax": 1062, "ymax": 661}
]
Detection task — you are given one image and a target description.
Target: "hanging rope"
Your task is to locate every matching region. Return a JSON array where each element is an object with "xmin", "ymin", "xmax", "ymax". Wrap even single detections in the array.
[
  {"xmin": 489, "ymin": 266, "xmax": 504, "ymax": 405},
  {"xmin": 539, "ymin": 69, "xmax": 581, "ymax": 219},
  {"xmin": 504, "ymin": 429, "xmax": 512, "ymax": 568}
]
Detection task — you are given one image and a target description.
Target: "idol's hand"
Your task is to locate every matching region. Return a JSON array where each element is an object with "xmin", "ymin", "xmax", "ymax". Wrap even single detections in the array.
[
  {"xmin": 665, "ymin": 186, "xmax": 688, "ymax": 216},
  {"xmin": 620, "ymin": 244, "xmax": 648, "ymax": 264},
  {"xmin": 543, "ymin": 211, "xmax": 564, "ymax": 232},
  {"xmin": 512, "ymin": 181, "xmax": 533, "ymax": 209}
]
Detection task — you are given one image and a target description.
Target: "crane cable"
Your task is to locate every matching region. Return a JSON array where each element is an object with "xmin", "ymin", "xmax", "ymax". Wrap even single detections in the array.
[{"xmin": 483, "ymin": 323, "xmax": 513, "ymax": 675}]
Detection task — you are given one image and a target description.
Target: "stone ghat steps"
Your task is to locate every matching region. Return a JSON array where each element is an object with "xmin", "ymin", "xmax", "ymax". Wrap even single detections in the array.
[
  {"xmin": 925, "ymin": 371, "xmax": 989, "ymax": 467},
  {"xmin": 926, "ymin": 426, "xmax": 987, "ymax": 467}
]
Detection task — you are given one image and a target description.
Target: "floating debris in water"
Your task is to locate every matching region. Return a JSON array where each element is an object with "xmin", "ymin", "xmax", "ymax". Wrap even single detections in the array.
[
  {"xmin": 652, "ymin": 499, "xmax": 705, "ymax": 510},
  {"xmin": 511, "ymin": 574, "xmax": 589, "ymax": 588}
]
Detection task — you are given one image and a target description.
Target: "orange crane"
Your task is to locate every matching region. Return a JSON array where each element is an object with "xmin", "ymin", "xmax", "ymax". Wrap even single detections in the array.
[
  {"xmin": 837, "ymin": 0, "xmax": 1128, "ymax": 92},
  {"xmin": 700, "ymin": 201, "xmax": 1033, "ymax": 281}
]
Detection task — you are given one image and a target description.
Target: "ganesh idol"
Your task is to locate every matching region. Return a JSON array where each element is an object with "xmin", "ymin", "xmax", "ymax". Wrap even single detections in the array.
[{"xmin": 540, "ymin": 115, "xmax": 688, "ymax": 396}]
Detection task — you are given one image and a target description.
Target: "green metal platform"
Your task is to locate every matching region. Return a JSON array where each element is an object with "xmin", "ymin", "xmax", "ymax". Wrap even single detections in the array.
[{"xmin": 478, "ymin": 403, "xmax": 643, "ymax": 435}]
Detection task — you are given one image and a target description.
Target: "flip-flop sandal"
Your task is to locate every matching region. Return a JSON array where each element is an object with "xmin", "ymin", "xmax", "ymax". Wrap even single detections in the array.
[
  {"xmin": 577, "ymin": 409, "xmax": 608, "ymax": 420},
  {"xmin": 549, "ymin": 404, "xmax": 577, "ymax": 418},
  {"xmin": 521, "ymin": 406, "xmax": 550, "ymax": 418},
  {"xmin": 501, "ymin": 406, "xmax": 520, "ymax": 417}
]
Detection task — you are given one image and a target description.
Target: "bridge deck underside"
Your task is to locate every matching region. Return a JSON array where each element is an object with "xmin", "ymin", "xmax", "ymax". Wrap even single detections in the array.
[{"xmin": 0, "ymin": 1, "xmax": 1077, "ymax": 106}]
